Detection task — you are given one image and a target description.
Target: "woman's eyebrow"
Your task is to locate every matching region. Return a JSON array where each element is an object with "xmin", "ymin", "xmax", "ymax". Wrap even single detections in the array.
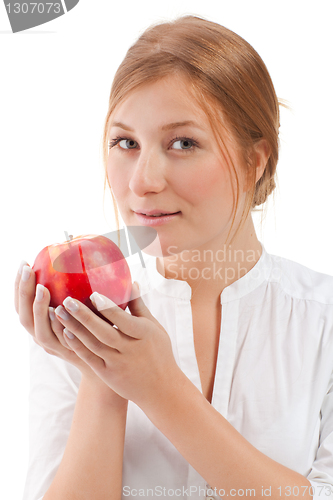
[
  {"xmin": 109, "ymin": 120, "xmax": 205, "ymax": 132},
  {"xmin": 161, "ymin": 121, "xmax": 205, "ymax": 131}
]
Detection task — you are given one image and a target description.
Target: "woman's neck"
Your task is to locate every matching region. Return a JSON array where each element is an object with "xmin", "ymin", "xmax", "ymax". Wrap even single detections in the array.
[{"xmin": 156, "ymin": 216, "xmax": 262, "ymax": 301}]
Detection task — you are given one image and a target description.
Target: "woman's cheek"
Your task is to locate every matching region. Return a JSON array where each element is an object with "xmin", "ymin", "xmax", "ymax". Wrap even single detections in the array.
[{"xmin": 107, "ymin": 161, "xmax": 127, "ymax": 200}]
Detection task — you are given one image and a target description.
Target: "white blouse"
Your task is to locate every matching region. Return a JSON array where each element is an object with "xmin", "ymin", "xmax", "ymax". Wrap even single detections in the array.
[{"xmin": 22, "ymin": 243, "xmax": 333, "ymax": 500}]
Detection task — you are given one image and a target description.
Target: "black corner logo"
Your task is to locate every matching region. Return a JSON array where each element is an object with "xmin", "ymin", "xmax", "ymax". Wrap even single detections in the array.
[{"xmin": 4, "ymin": 0, "xmax": 80, "ymax": 33}]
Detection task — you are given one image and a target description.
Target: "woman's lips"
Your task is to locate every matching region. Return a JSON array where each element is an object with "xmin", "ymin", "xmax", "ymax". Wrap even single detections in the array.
[{"xmin": 134, "ymin": 211, "xmax": 181, "ymax": 226}]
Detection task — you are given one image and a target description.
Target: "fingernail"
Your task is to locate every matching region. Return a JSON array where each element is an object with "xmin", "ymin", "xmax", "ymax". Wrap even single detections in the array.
[
  {"xmin": 48, "ymin": 307, "xmax": 56, "ymax": 321},
  {"xmin": 22, "ymin": 265, "xmax": 31, "ymax": 282},
  {"xmin": 90, "ymin": 292, "xmax": 106, "ymax": 309},
  {"xmin": 63, "ymin": 328, "xmax": 75, "ymax": 340},
  {"xmin": 63, "ymin": 297, "xmax": 79, "ymax": 313},
  {"xmin": 55, "ymin": 305, "xmax": 70, "ymax": 321},
  {"xmin": 18, "ymin": 260, "xmax": 28, "ymax": 275},
  {"xmin": 36, "ymin": 284, "xmax": 45, "ymax": 302}
]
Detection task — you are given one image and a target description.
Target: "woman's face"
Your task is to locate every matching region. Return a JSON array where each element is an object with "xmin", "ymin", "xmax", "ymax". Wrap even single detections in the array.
[{"xmin": 107, "ymin": 74, "xmax": 248, "ymax": 257}]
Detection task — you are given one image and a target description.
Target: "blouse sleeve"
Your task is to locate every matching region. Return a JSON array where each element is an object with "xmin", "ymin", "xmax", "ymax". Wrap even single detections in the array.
[
  {"xmin": 307, "ymin": 367, "xmax": 333, "ymax": 500},
  {"xmin": 22, "ymin": 336, "xmax": 81, "ymax": 500}
]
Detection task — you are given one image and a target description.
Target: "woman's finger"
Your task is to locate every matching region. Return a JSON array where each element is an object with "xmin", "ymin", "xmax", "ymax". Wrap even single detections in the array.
[
  {"xmin": 32, "ymin": 287, "xmax": 109, "ymax": 381},
  {"xmin": 89, "ymin": 283, "xmax": 164, "ymax": 340},
  {"xmin": 60, "ymin": 327, "xmax": 109, "ymax": 375},
  {"xmin": 59, "ymin": 297, "xmax": 132, "ymax": 352},
  {"xmin": 48, "ymin": 306, "xmax": 73, "ymax": 351},
  {"xmin": 89, "ymin": 291, "xmax": 143, "ymax": 339},
  {"xmin": 14, "ymin": 260, "xmax": 29, "ymax": 314},
  {"xmin": 54, "ymin": 303, "xmax": 112, "ymax": 352},
  {"xmin": 33, "ymin": 284, "xmax": 68, "ymax": 353},
  {"xmin": 18, "ymin": 264, "xmax": 36, "ymax": 335},
  {"xmin": 54, "ymin": 303, "xmax": 118, "ymax": 373}
]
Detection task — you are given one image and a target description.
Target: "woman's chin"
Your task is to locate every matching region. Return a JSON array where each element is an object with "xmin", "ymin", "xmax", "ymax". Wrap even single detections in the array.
[{"xmin": 141, "ymin": 241, "xmax": 175, "ymax": 258}]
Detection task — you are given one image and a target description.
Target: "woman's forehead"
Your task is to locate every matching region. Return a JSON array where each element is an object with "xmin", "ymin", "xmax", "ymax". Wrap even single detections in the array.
[
  {"xmin": 111, "ymin": 76, "xmax": 204, "ymax": 114},
  {"xmin": 108, "ymin": 75, "xmax": 230, "ymax": 136}
]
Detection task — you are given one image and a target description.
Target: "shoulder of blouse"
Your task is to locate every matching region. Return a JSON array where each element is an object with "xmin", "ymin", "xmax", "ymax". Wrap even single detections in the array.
[{"xmin": 268, "ymin": 252, "xmax": 333, "ymax": 306}]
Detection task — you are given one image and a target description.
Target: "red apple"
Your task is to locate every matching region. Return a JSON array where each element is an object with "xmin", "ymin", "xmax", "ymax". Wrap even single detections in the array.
[{"xmin": 32, "ymin": 234, "xmax": 132, "ymax": 321}]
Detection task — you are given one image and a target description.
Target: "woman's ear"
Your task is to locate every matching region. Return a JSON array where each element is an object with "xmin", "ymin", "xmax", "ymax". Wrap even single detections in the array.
[
  {"xmin": 254, "ymin": 138, "xmax": 271, "ymax": 183},
  {"xmin": 242, "ymin": 139, "xmax": 271, "ymax": 193}
]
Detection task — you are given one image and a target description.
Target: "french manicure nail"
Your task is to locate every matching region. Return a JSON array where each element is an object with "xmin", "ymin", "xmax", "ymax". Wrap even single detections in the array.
[
  {"xmin": 90, "ymin": 292, "xmax": 106, "ymax": 309},
  {"xmin": 63, "ymin": 297, "xmax": 79, "ymax": 313},
  {"xmin": 63, "ymin": 328, "xmax": 75, "ymax": 340},
  {"xmin": 35, "ymin": 284, "xmax": 45, "ymax": 301},
  {"xmin": 48, "ymin": 307, "xmax": 56, "ymax": 321},
  {"xmin": 55, "ymin": 305, "xmax": 70, "ymax": 321},
  {"xmin": 18, "ymin": 260, "xmax": 28, "ymax": 275},
  {"xmin": 22, "ymin": 265, "xmax": 31, "ymax": 282}
]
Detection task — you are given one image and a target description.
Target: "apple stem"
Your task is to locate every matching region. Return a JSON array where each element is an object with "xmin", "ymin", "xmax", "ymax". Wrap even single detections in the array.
[{"xmin": 64, "ymin": 231, "xmax": 73, "ymax": 242}]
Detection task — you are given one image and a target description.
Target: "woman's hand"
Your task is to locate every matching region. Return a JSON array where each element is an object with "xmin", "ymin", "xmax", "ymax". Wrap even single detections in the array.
[
  {"xmin": 51, "ymin": 283, "xmax": 183, "ymax": 409},
  {"xmin": 14, "ymin": 261, "xmax": 125, "ymax": 396}
]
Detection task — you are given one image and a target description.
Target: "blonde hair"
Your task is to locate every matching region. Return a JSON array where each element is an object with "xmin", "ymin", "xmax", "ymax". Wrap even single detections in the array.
[{"xmin": 102, "ymin": 15, "xmax": 281, "ymax": 243}]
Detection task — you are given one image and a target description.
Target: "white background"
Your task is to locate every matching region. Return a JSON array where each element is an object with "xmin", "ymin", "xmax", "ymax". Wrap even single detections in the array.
[{"xmin": 1, "ymin": 0, "xmax": 332, "ymax": 497}]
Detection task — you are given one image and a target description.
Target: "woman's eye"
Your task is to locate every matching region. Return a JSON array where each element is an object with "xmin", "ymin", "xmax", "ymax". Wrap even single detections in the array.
[
  {"xmin": 172, "ymin": 139, "xmax": 194, "ymax": 150},
  {"xmin": 108, "ymin": 136, "xmax": 199, "ymax": 152},
  {"xmin": 119, "ymin": 139, "xmax": 138, "ymax": 149}
]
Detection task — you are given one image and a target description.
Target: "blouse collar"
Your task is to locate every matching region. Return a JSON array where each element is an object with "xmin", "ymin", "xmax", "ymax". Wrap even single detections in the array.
[{"xmin": 133, "ymin": 242, "xmax": 272, "ymax": 304}]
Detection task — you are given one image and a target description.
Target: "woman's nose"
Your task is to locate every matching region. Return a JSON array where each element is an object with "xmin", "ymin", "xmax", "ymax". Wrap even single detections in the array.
[{"xmin": 129, "ymin": 149, "xmax": 167, "ymax": 196}]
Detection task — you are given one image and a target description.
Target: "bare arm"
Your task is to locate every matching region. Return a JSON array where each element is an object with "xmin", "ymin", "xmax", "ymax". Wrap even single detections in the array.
[{"xmin": 43, "ymin": 376, "xmax": 127, "ymax": 500}]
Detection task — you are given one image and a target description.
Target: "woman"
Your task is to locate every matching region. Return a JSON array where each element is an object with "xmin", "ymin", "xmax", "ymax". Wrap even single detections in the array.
[{"xmin": 16, "ymin": 15, "xmax": 333, "ymax": 500}]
